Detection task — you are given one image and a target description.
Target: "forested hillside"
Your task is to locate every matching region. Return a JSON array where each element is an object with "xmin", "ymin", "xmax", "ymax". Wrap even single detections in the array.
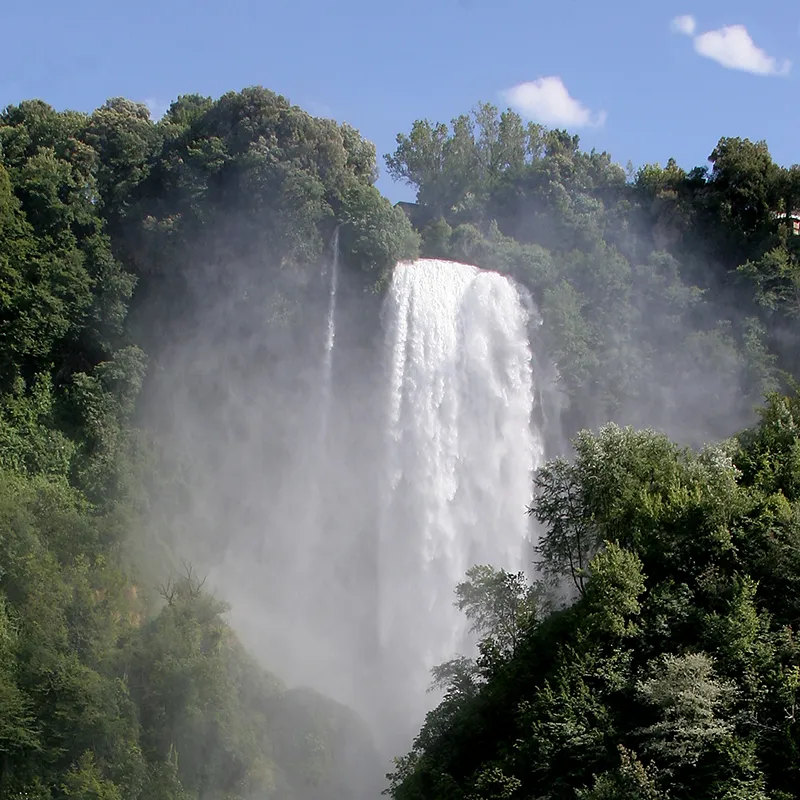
[
  {"xmin": 385, "ymin": 402, "xmax": 800, "ymax": 800},
  {"xmin": 3, "ymin": 86, "xmax": 800, "ymax": 799},
  {"xmin": 0, "ymin": 89, "xmax": 412, "ymax": 800},
  {"xmin": 384, "ymin": 106, "xmax": 800, "ymax": 799}
]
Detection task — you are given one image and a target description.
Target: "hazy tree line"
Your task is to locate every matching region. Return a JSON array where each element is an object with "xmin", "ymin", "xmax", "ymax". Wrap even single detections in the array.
[
  {"xmin": 0, "ymin": 88, "xmax": 412, "ymax": 800},
  {"xmin": 2, "ymin": 85, "xmax": 800, "ymax": 798},
  {"xmin": 386, "ymin": 103, "xmax": 800, "ymax": 441}
]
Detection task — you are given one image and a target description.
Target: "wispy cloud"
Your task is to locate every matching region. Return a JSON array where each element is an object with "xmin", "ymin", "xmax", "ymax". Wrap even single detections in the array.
[
  {"xmin": 501, "ymin": 77, "xmax": 606, "ymax": 128},
  {"xmin": 671, "ymin": 14, "xmax": 697, "ymax": 36},
  {"xmin": 671, "ymin": 15, "xmax": 790, "ymax": 76},
  {"xmin": 143, "ymin": 97, "xmax": 170, "ymax": 121},
  {"xmin": 305, "ymin": 100, "xmax": 334, "ymax": 119}
]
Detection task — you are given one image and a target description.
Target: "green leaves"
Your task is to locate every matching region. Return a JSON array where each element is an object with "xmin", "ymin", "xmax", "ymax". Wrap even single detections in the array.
[
  {"xmin": 583, "ymin": 544, "xmax": 646, "ymax": 639},
  {"xmin": 577, "ymin": 747, "xmax": 667, "ymax": 800},
  {"xmin": 454, "ymin": 565, "xmax": 545, "ymax": 658},
  {"xmin": 0, "ymin": 100, "xmax": 139, "ymax": 503},
  {"xmin": 337, "ymin": 181, "xmax": 420, "ymax": 277},
  {"xmin": 385, "ymin": 104, "xmax": 556, "ymax": 220},
  {"xmin": 708, "ymin": 137, "xmax": 781, "ymax": 239},
  {"xmin": 391, "ymin": 391, "xmax": 800, "ymax": 800},
  {"xmin": 739, "ymin": 246, "xmax": 800, "ymax": 317},
  {"xmin": 61, "ymin": 752, "xmax": 123, "ymax": 800},
  {"xmin": 0, "ymin": 464, "xmax": 368, "ymax": 799},
  {"xmin": 636, "ymin": 652, "xmax": 736, "ymax": 767},
  {"xmin": 8, "ymin": 83, "xmax": 800, "ymax": 800},
  {"xmin": 385, "ymin": 119, "xmax": 451, "ymax": 213}
]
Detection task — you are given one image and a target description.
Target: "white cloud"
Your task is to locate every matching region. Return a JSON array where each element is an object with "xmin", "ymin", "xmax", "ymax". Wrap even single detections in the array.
[
  {"xmin": 143, "ymin": 98, "xmax": 170, "ymax": 121},
  {"xmin": 671, "ymin": 14, "xmax": 696, "ymax": 36},
  {"xmin": 502, "ymin": 77, "xmax": 606, "ymax": 128},
  {"xmin": 671, "ymin": 16, "xmax": 790, "ymax": 76},
  {"xmin": 695, "ymin": 25, "xmax": 790, "ymax": 75}
]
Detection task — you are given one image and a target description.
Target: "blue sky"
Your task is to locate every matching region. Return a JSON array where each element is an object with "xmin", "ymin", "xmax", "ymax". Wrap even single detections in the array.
[{"xmin": 1, "ymin": 0, "xmax": 796, "ymax": 203}]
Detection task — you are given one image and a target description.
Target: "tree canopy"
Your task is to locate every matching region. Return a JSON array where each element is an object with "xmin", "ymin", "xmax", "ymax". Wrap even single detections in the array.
[
  {"xmin": 0, "ymin": 88, "xmax": 407, "ymax": 800},
  {"xmin": 386, "ymin": 104, "xmax": 800, "ymax": 441},
  {"xmin": 387, "ymin": 400, "xmax": 800, "ymax": 800},
  {"xmin": 4, "ymin": 85, "xmax": 800, "ymax": 799}
]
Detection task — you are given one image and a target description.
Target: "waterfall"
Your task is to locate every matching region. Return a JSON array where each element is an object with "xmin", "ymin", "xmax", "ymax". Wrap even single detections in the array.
[
  {"xmin": 376, "ymin": 259, "xmax": 545, "ymax": 728},
  {"xmin": 202, "ymin": 253, "xmax": 546, "ymax": 759},
  {"xmin": 319, "ymin": 226, "xmax": 340, "ymax": 449},
  {"xmin": 275, "ymin": 225, "xmax": 342, "ymax": 678}
]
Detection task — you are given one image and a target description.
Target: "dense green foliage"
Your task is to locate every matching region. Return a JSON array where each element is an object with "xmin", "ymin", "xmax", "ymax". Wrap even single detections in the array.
[
  {"xmin": 0, "ymin": 89, "xmax": 407, "ymax": 799},
  {"xmin": 5, "ymin": 84, "xmax": 800, "ymax": 799},
  {"xmin": 386, "ymin": 400, "xmax": 800, "ymax": 799},
  {"xmin": 383, "ymin": 104, "xmax": 800, "ymax": 798}
]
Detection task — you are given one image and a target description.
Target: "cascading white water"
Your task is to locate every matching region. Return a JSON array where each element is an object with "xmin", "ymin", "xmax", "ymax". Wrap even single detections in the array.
[
  {"xmin": 292, "ymin": 225, "xmax": 342, "ymax": 652},
  {"xmin": 319, "ymin": 227, "xmax": 340, "ymax": 448},
  {"xmin": 201, "ymin": 254, "xmax": 547, "ymax": 760},
  {"xmin": 377, "ymin": 259, "xmax": 545, "ymax": 722}
]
